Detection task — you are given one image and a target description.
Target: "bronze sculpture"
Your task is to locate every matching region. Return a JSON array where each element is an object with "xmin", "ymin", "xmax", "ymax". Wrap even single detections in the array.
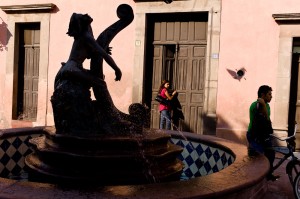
[{"xmin": 51, "ymin": 5, "xmax": 145, "ymax": 136}]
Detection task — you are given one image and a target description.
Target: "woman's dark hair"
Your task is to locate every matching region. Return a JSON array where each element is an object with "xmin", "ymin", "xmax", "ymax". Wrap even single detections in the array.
[
  {"xmin": 257, "ymin": 85, "xmax": 272, "ymax": 97},
  {"xmin": 67, "ymin": 13, "xmax": 92, "ymax": 38},
  {"xmin": 159, "ymin": 80, "xmax": 169, "ymax": 92}
]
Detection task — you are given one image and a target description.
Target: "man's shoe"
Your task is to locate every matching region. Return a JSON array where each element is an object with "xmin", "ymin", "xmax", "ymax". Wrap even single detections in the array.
[{"xmin": 266, "ymin": 174, "xmax": 280, "ymax": 181}]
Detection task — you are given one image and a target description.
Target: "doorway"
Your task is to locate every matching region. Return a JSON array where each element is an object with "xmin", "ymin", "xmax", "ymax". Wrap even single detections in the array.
[
  {"xmin": 144, "ymin": 12, "xmax": 208, "ymax": 133},
  {"xmin": 12, "ymin": 23, "xmax": 40, "ymax": 121}
]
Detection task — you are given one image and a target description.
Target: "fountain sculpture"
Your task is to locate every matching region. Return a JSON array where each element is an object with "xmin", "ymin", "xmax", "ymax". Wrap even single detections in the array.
[
  {"xmin": 0, "ymin": 4, "xmax": 271, "ymax": 198},
  {"xmin": 24, "ymin": 4, "xmax": 183, "ymax": 185}
]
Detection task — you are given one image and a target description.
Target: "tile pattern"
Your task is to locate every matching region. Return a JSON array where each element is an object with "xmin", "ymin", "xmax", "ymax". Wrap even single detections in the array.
[
  {"xmin": 0, "ymin": 134, "xmax": 41, "ymax": 178},
  {"xmin": 0, "ymin": 135, "xmax": 234, "ymax": 180},
  {"xmin": 170, "ymin": 138, "xmax": 234, "ymax": 179}
]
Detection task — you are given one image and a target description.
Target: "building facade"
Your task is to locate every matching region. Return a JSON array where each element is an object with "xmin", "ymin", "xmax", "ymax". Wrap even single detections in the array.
[{"xmin": 0, "ymin": 0, "xmax": 300, "ymax": 146}]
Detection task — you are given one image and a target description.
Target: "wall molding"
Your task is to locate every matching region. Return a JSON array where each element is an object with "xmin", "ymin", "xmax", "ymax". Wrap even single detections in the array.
[
  {"xmin": 0, "ymin": 4, "xmax": 56, "ymax": 14},
  {"xmin": 273, "ymin": 13, "xmax": 300, "ymax": 24}
]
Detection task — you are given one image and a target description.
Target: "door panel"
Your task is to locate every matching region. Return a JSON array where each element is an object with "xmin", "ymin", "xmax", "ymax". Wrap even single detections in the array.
[
  {"xmin": 175, "ymin": 45, "xmax": 205, "ymax": 133},
  {"xmin": 151, "ymin": 45, "xmax": 163, "ymax": 128},
  {"xmin": 23, "ymin": 43, "xmax": 40, "ymax": 120},
  {"xmin": 16, "ymin": 24, "xmax": 40, "ymax": 121}
]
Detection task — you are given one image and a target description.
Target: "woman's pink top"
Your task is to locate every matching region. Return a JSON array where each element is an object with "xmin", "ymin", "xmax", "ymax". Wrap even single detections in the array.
[{"xmin": 159, "ymin": 88, "xmax": 171, "ymax": 111}]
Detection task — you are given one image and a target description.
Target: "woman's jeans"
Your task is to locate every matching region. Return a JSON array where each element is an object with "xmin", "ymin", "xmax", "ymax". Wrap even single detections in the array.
[{"xmin": 160, "ymin": 110, "xmax": 171, "ymax": 130}]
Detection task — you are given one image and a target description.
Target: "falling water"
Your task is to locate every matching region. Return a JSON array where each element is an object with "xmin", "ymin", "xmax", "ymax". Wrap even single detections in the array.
[
  {"xmin": 134, "ymin": 133, "xmax": 157, "ymax": 183},
  {"xmin": 154, "ymin": 109, "xmax": 198, "ymax": 181}
]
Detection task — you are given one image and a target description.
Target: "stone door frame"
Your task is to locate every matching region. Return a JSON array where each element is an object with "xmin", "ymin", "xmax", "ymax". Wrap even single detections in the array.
[
  {"xmin": 272, "ymin": 14, "xmax": 300, "ymax": 133},
  {"xmin": 132, "ymin": 1, "xmax": 221, "ymax": 134},
  {"xmin": 0, "ymin": 4, "xmax": 55, "ymax": 127}
]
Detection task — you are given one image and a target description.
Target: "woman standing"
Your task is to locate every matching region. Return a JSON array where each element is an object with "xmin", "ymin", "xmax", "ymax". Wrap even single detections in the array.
[{"xmin": 159, "ymin": 80, "xmax": 177, "ymax": 130}]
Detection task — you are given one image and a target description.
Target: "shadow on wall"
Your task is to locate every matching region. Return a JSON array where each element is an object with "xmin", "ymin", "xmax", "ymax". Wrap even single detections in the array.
[
  {"xmin": 217, "ymin": 115, "xmax": 249, "ymax": 145},
  {"xmin": 172, "ymin": 112, "xmax": 248, "ymax": 145},
  {"xmin": 0, "ymin": 17, "xmax": 12, "ymax": 51},
  {"xmin": 202, "ymin": 114, "xmax": 217, "ymax": 136},
  {"xmin": 173, "ymin": 114, "xmax": 217, "ymax": 135},
  {"xmin": 171, "ymin": 113, "xmax": 223, "ymax": 136}
]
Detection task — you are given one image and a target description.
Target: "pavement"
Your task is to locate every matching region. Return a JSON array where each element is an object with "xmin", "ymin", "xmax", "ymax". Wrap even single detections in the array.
[{"xmin": 264, "ymin": 156, "xmax": 296, "ymax": 199}]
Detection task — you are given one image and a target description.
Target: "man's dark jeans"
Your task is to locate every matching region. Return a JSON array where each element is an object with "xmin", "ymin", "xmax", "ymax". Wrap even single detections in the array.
[{"xmin": 247, "ymin": 131, "xmax": 275, "ymax": 173}]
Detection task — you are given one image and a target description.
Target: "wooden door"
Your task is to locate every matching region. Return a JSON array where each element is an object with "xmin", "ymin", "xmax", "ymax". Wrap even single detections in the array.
[
  {"xmin": 149, "ymin": 13, "xmax": 207, "ymax": 133},
  {"xmin": 176, "ymin": 44, "xmax": 205, "ymax": 133},
  {"xmin": 16, "ymin": 23, "xmax": 40, "ymax": 121},
  {"xmin": 288, "ymin": 53, "xmax": 299, "ymax": 135}
]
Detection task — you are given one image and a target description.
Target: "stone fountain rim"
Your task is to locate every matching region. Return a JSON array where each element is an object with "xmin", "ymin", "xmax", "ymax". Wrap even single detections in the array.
[{"xmin": 0, "ymin": 127, "xmax": 269, "ymax": 199}]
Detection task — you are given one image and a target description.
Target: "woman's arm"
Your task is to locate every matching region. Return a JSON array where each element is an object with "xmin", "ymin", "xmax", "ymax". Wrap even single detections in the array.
[
  {"xmin": 165, "ymin": 90, "xmax": 177, "ymax": 100},
  {"xmin": 85, "ymin": 34, "xmax": 122, "ymax": 81}
]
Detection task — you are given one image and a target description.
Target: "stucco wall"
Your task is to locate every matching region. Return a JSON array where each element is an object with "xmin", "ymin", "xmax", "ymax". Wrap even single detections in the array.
[
  {"xmin": 217, "ymin": 0, "xmax": 300, "ymax": 144},
  {"xmin": 0, "ymin": 13, "xmax": 7, "ymax": 128},
  {"xmin": 0, "ymin": 0, "xmax": 136, "ymax": 128}
]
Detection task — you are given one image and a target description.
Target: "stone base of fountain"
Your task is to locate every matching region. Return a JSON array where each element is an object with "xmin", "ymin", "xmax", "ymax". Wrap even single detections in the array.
[{"xmin": 25, "ymin": 127, "xmax": 183, "ymax": 185}]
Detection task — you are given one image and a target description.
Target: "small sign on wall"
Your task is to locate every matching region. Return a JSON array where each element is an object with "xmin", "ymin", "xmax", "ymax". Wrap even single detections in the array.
[
  {"xmin": 212, "ymin": 53, "xmax": 219, "ymax": 59},
  {"xmin": 135, "ymin": 40, "xmax": 141, "ymax": 46}
]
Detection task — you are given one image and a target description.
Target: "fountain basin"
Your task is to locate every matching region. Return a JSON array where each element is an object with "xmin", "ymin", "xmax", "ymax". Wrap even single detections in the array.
[
  {"xmin": 25, "ymin": 127, "xmax": 184, "ymax": 184},
  {"xmin": 0, "ymin": 127, "xmax": 269, "ymax": 198}
]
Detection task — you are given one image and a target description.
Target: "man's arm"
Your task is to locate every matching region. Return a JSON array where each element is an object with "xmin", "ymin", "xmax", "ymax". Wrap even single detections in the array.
[{"xmin": 257, "ymin": 98, "xmax": 269, "ymax": 120}]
